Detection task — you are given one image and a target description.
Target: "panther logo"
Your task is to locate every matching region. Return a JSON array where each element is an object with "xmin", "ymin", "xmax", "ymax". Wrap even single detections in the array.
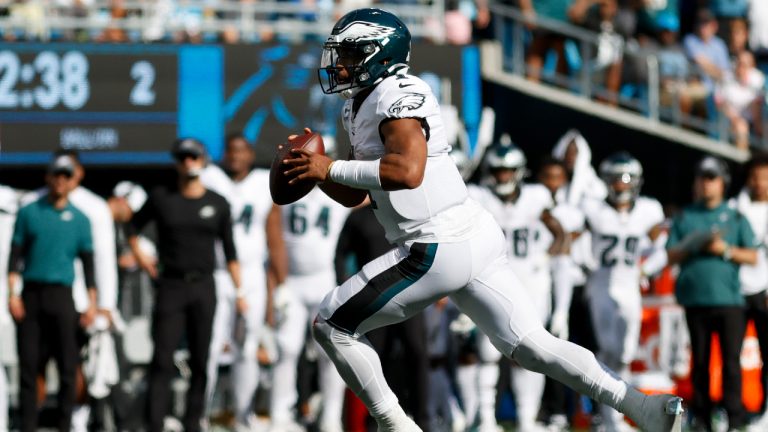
[
  {"xmin": 388, "ymin": 93, "xmax": 426, "ymax": 115},
  {"xmin": 334, "ymin": 21, "xmax": 396, "ymax": 42}
]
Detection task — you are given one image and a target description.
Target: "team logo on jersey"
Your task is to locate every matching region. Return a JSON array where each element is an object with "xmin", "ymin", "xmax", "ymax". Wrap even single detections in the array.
[
  {"xmin": 333, "ymin": 21, "xmax": 396, "ymax": 42},
  {"xmin": 200, "ymin": 205, "xmax": 216, "ymax": 219},
  {"xmin": 61, "ymin": 210, "xmax": 73, "ymax": 221},
  {"xmin": 388, "ymin": 93, "xmax": 425, "ymax": 115}
]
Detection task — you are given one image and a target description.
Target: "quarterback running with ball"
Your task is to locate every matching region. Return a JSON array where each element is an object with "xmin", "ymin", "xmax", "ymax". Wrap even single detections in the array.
[{"xmin": 281, "ymin": 8, "xmax": 683, "ymax": 432}]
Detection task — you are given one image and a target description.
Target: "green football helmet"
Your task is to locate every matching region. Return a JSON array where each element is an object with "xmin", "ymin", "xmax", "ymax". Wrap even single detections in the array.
[
  {"xmin": 599, "ymin": 151, "xmax": 644, "ymax": 205},
  {"xmin": 318, "ymin": 8, "xmax": 411, "ymax": 98}
]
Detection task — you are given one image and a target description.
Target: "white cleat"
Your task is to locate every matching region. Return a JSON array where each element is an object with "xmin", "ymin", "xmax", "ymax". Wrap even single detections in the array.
[
  {"xmin": 269, "ymin": 419, "xmax": 306, "ymax": 432},
  {"xmin": 633, "ymin": 394, "xmax": 684, "ymax": 432},
  {"xmin": 376, "ymin": 414, "xmax": 422, "ymax": 432}
]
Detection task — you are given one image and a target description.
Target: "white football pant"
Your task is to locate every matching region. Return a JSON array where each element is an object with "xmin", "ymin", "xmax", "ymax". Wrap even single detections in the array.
[
  {"xmin": 313, "ymin": 221, "xmax": 651, "ymax": 428},
  {"xmin": 271, "ymin": 270, "xmax": 346, "ymax": 430},
  {"xmin": 206, "ymin": 266, "xmax": 266, "ymax": 425}
]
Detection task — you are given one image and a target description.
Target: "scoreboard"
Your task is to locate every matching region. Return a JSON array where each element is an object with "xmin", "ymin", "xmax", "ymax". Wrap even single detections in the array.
[
  {"xmin": 0, "ymin": 43, "xmax": 222, "ymax": 165},
  {"xmin": 0, "ymin": 42, "xmax": 477, "ymax": 166}
]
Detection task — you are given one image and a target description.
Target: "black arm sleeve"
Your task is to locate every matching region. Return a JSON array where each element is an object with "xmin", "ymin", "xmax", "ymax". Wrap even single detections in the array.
[
  {"xmin": 79, "ymin": 251, "xmax": 96, "ymax": 288},
  {"xmin": 8, "ymin": 244, "xmax": 24, "ymax": 274},
  {"xmin": 334, "ymin": 210, "xmax": 357, "ymax": 285},
  {"xmin": 219, "ymin": 201, "xmax": 238, "ymax": 262},
  {"xmin": 126, "ymin": 189, "xmax": 156, "ymax": 238}
]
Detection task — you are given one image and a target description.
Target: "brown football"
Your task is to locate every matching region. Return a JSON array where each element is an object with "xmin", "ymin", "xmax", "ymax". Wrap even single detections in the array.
[{"xmin": 269, "ymin": 131, "xmax": 325, "ymax": 205}]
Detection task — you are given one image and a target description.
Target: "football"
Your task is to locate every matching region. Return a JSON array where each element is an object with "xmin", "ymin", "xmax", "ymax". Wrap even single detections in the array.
[{"xmin": 269, "ymin": 131, "xmax": 325, "ymax": 205}]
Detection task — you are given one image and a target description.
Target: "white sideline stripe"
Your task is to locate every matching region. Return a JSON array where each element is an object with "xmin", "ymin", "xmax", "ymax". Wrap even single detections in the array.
[{"xmin": 480, "ymin": 41, "xmax": 750, "ymax": 164}]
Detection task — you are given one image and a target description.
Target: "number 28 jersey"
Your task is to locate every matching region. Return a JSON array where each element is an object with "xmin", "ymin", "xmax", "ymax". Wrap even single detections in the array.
[
  {"xmin": 583, "ymin": 196, "xmax": 664, "ymax": 295},
  {"xmin": 281, "ymin": 187, "xmax": 350, "ymax": 276}
]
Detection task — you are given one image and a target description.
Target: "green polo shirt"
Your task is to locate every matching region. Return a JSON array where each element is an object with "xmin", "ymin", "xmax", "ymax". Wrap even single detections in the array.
[
  {"xmin": 667, "ymin": 202, "xmax": 756, "ymax": 307},
  {"xmin": 12, "ymin": 197, "xmax": 92, "ymax": 287}
]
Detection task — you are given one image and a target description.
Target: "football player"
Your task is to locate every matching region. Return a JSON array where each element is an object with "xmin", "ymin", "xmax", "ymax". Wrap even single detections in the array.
[
  {"xmin": 270, "ymin": 187, "xmax": 351, "ymax": 432},
  {"xmin": 583, "ymin": 152, "xmax": 667, "ymax": 432},
  {"xmin": 468, "ymin": 142, "xmax": 568, "ymax": 432},
  {"xmin": 200, "ymin": 134, "xmax": 287, "ymax": 431},
  {"xmin": 281, "ymin": 8, "xmax": 683, "ymax": 432}
]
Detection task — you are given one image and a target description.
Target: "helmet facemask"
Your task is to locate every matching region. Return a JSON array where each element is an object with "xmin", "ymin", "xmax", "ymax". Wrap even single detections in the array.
[
  {"xmin": 319, "ymin": 41, "xmax": 380, "ymax": 98},
  {"xmin": 604, "ymin": 171, "xmax": 643, "ymax": 205},
  {"xmin": 485, "ymin": 167, "xmax": 526, "ymax": 198}
]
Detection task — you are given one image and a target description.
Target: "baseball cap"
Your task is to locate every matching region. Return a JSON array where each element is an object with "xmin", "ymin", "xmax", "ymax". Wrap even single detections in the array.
[
  {"xmin": 656, "ymin": 13, "xmax": 680, "ymax": 32},
  {"xmin": 113, "ymin": 181, "xmax": 147, "ymax": 213},
  {"xmin": 48, "ymin": 154, "xmax": 76, "ymax": 176},
  {"xmin": 171, "ymin": 138, "xmax": 205, "ymax": 159},
  {"xmin": 696, "ymin": 156, "xmax": 729, "ymax": 179}
]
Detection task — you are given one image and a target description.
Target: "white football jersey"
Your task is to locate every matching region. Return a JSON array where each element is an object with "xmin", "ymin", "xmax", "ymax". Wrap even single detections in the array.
[
  {"xmin": 467, "ymin": 184, "xmax": 553, "ymax": 276},
  {"xmin": 281, "ymin": 187, "xmax": 351, "ymax": 276},
  {"xmin": 0, "ymin": 185, "xmax": 18, "ymax": 324},
  {"xmin": 584, "ymin": 196, "xmax": 664, "ymax": 297},
  {"xmin": 201, "ymin": 165, "xmax": 273, "ymax": 268},
  {"xmin": 342, "ymin": 72, "xmax": 486, "ymax": 245}
]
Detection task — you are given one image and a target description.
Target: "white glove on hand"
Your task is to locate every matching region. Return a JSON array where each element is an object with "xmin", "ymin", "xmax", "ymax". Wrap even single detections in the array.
[
  {"xmin": 549, "ymin": 311, "xmax": 569, "ymax": 340},
  {"xmin": 449, "ymin": 313, "xmax": 476, "ymax": 336}
]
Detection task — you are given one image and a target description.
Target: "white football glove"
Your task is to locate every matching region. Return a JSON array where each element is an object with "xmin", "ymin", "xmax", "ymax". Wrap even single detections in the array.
[{"xmin": 449, "ymin": 313, "xmax": 476, "ymax": 336}]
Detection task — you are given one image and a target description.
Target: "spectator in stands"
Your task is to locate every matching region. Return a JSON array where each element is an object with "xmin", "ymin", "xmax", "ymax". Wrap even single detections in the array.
[
  {"xmin": 683, "ymin": 9, "xmax": 731, "ymax": 104},
  {"xmin": 96, "ymin": 0, "xmax": 129, "ymax": 43},
  {"xmin": 519, "ymin": 0, "xmax": 574, "ymax": 82},
  {"xmin": 715, "ymin": 50, "xmax": 764, "ymax": 149},
  {"xmin": 666, "ymin": 156, "xmax": 757, "ymax": 431},
  {"xmin": 569, "ymin": 0, "xmax": 625, "ymax": 104},
  {"xmin": 656, "ymin": 12, "xmax": 702, "ymax": 118},
  {"xmin": 727, "ymin": 17, "xmax": 749, "ymax": 57},
  {"xmin": 748, "ymin": 0, "xmax": 768, "ymax": 59},
  {"xmin": 733, "ymin": 153, "xmax": 768, "ymax": 430},
  {"xmin": 710, "ymin": 0, "xmax": 748, "ymax": 36}
]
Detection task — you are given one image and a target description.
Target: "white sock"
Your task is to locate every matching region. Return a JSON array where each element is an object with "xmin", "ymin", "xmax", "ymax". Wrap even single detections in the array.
[
  {"xmin": 456, "ymin": 364, "xmax": 479, "ymax": 426},
  {"xmin": 232, "ymin": 354, "xmax": 260, "ymax": 424},
  {"xmin": 270, "ymin": 345, "xmax": 301, "ymax": 423},
  {"xmin": 513, "ymin": 328, "xmax": 635, "ymax": 415},
  {"xmin": 511, "ymin": 366, "xmax": 545, "ymax": 427},
  {"xmin": 313, "ymin": 319, "xmax": 399, "ymax": 418},
  {"xmin": 317, "ymin": 351, "xmax": 346, "ymax": 429},
  {"xmin": 477, "ymin": 362, "xmax": 499, "ymax": 426},
  {"xmin": 71, "ymin": 404, "xmax": 90, "ymax": 432}
]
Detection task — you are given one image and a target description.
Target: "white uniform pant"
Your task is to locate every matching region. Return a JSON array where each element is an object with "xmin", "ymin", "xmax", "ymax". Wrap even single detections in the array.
[
  {"xmin": 271, "ymin": 270, "xmax": 346, "ymax": 429},
  {"xmin": 588, "ymin": 285, "xmax": 641, "ymax": 431},
  {"xmin": 206, "ymin": 266, "xmax": 266, "ymax": 424},
  {"xmin": 510, "ymin": 267, "xmax": 551, "ymax": 430},
  {"xmin": 313, "ymin": 219, "xmax": 638, "ymax": 424},
  {"xmin": 456, "ymin": 332, "xmax": 502, "ymax": 428}
]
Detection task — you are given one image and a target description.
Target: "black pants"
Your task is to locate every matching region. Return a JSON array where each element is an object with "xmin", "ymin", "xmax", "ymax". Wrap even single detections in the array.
[
  {"xmin": 17, "ymin": 282, "xmax": 78, "ymax": 432},
  {"xmin": 147, "ymin": 275, "xmax": 216, "ymax": 432},
  {"xmin": 367, "ymin": 313, "xmax": 431, "ymax": 432},
  {"xmin": 685, "ymin": 306, "xmax": 747, "ymax": 430},
  {"xmin": 744, "ymin": 291, "xmax": 768, "ymax": 413}
]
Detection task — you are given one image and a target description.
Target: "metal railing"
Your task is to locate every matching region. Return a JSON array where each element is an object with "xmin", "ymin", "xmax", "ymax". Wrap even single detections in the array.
[
  {"xmin": 0, "ymin": 0, "xmax": 446, "ymax": 42},
  {"xmin": 489, "ymin": 2, "xmax": 767, "ymax": 150}
]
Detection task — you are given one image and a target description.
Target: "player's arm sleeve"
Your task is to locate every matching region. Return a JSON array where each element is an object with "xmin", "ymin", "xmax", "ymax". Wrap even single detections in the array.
[
  {"xmin": 92, "ymin": 203, "xmax": 118, "ymax": 310},
  {"xmin": 8, "ymin": 207, "xmax": 28, "ymax": 273},
  {"xmin": 78, "ymin": 251, "xmax": 96, "ymax": 290},
  {"xmin": 218, "ymin": 200, "xmax": 238, "ymax": 263},
  {"xmin": 334, "ymin": 211, "xmax": 356, "ymax": 285}
]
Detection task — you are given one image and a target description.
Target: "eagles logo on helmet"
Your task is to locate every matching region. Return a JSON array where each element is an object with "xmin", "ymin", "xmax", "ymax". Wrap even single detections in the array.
[
  {"xmin": 318, "ymin": 8, "xmax": 411, "ymax": 99},
  {"xmin": 599, "ymin": 151, "xmax": 644, "ymax": 205},
  {"xmin": 483, "ymin": 135, "xmax": 527, "ymax": 198}
]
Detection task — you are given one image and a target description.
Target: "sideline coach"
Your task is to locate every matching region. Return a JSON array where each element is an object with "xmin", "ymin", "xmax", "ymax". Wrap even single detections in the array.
[{"xmin": 127, "ymin": 138, "xmax": 240, "ymax": 432}]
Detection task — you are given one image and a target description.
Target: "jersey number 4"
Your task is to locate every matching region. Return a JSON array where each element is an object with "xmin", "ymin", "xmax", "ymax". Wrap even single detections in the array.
[{"xmin": 289, "ymin": 204, "xmax": 330, "ymax": 237}]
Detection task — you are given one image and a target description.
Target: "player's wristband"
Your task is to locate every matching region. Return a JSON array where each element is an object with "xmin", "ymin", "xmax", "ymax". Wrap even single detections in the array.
[{"xmin": 328, "ymin": 159, "xmax": 382, "ymax": 190}]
